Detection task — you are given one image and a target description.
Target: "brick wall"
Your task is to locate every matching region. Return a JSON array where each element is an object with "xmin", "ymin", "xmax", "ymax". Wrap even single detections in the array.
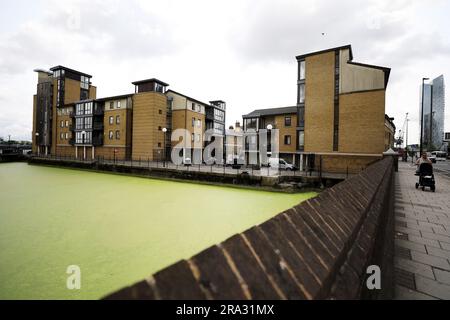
[{"xmin": 103, "ymin": 157, "xmax": 395, "ymax": 300}]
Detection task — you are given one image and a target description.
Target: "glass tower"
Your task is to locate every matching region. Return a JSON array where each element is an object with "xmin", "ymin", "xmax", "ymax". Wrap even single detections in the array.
[{"xmin": 420, "ymin": 75, "xmax": 446, "ymax": 150}]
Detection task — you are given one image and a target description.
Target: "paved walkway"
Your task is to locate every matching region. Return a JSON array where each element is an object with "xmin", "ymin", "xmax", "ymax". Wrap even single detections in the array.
[{"xmin": 394, "ymin": 161, "xmax": 450, "ymax": 299}]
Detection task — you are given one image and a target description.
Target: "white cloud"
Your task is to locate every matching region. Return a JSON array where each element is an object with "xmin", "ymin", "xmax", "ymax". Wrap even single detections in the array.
[{"xmin": 0, "ymin": 0, "xmax": 449, "ymax": 144}]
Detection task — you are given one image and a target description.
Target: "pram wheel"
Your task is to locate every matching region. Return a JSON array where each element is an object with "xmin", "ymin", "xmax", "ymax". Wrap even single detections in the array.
[
  {"xmin": 422, "ymin": 186, "xmax": 425, "ymax": 191},
  {"xmin": 431, "ymin": 186, "xmax": 436, "ymax": 192},
  {"xmin": 415, "ymin": 183, "xmax": 419, "ymax": 189}
]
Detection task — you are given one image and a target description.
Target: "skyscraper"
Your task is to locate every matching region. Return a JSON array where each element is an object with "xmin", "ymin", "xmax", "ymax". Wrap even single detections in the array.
[{"xmin": 420, "ymin": 75, "xmax": 446, "ymax": 150}]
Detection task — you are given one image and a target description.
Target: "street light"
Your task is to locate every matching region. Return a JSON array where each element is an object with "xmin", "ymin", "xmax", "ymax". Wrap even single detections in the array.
[
  {"xmin": 162, "ymin": 127, "xmax": 167, "ymax": 167},
  {"xmin": 266, "ymin": 124, "xmax": 273, "ymax": 159},
  {"xmin": 35, "ymin": 132, "xmax": 39, "ymax": 155},
  {"xmin": 420, "ymin": 77, "xmax": 429, "ymax": 156}
]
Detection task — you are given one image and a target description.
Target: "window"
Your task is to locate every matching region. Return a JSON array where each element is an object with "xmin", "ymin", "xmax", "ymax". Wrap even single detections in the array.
[
  {"xmin": 158, "ymin": 142, "xmax": 162, "ymax": 148},
  {"xmin": 214, "ymin": 109, "xmax": 225, "ymax": 122},
  {"xmin": 115, "ymin": 130, "xmax": 120, "ymax": 140},
  {"xmin": 196, "ymin": 134, "xmax": 200, "ymax": 142},
  {"xmin": 117, "ymin": 101, "xmax": 121, "ymax": 109},
  {"xmin": 85, "ymin": 102, "xmax": 93, "ymax": 114},
  {"xmin": 191, "ymin": 103, "xmax": 195, "ymax": 110},
  {"xmin": 80, "ymin": 76, "xmax": 89, "ymax": 90},
  {"xmin": 109, "ymin": 131, "xmax": 113, "ymax": 140},
  {"xmin": 159, "ymin": 109, "xmax": 162, "ymax": 114},
  {"xmin": 60, "ymin": 132, "xmax": 64, "ymax": 140},
  {"xmin": 110, "ymin": 102, "xmax": 114, "ymax": 110},
  {"xmin": 192, "ymin": 117, "xmax": 195, "ymax": 127},
  {"xmin": 298, "ymin": 83, "xmax": 305, "ymax": 103},
  {"xmin": 155, "ymin": 83, "xmax": 164, "ymax": 93},
  {"xmin": 65, "ymin": 132, "xmax": 69, "ymax": 140},
  {"xmin": 80, "ymin": 89, "xmax": 89, "ymax": 100},
  {"xmin": 298, "ymin": 131, "xmax": 305, "ymax": 149},
  {"xmin": 109, "ymin": 116, "xmax": 114, "ymax": 125},
  {"xmin": 76, "ymin": 117, "xmax": 84, "ymax": 130},
  {"xmin": 65, "ymin": 120, "xmax": 69, "ymax": 127},
  {"xmin": 284, "ymin": 135, "xmax": 291, "ymax": 145},
  {"xmin": 285, "ymin": 117, "xmax": 292, "ymax": 127},
  {"xmin": 158, "ymin": 126, "xmax": 162, "ymax": 131},
  {"xmin": 60, "ymin": 120, "xmax": 64, "ymax": 128},
  {"xmin": 116, "ymin": 115, "xmax": 120, "ymax": 124},
  {"xmin": 191, "ymin": 133, "xmax": 195, "ymax": 142},
  {"xmin": 244, "ymin": 118, "xmax": 257, "ymax": 130},
  {"xmin": 84, "ymin": 117, "xmax": 92, "ymax": 129},
  {"xmin": 299, "ymin": 60, "xmax": 305, "ymax": 80},
  {"xmin": 197, "ymin": 119, "xmax": 201, "ymax": 128}
]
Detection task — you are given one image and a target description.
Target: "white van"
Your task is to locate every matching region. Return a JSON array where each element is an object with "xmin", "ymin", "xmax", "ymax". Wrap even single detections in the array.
[
  {"xmin": 431, "ymin": 151, "xmax": 447, "ymax": 162},
  {"xmin": 268, "ymin": 158, "xmax": 296, "ymax": 171}
]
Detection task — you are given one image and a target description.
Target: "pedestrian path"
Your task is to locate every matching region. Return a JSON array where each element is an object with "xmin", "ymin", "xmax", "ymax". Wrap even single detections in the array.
[{"xmin": 394, "ymin": 161, "xmax": 450, "ymax": 299}]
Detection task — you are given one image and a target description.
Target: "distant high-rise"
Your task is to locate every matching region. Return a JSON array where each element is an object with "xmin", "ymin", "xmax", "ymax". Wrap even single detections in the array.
[{"xmin": 420, "ymin": 75, "xmax": 446, "ymax": 150}]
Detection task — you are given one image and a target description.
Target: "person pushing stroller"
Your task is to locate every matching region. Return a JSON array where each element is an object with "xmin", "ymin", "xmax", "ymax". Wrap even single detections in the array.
[{"xmin": 415, "ymin": 152, "xmax": 436, "ymax": 192}]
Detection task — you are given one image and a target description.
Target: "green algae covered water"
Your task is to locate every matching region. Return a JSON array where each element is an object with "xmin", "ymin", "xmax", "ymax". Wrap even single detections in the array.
[{"xmin": 0, "ymin": 162, "xmax": 316, "ymax": 299}]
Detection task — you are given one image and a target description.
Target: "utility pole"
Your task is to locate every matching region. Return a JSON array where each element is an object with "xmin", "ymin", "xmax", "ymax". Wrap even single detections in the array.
[{"xmin": 406, "ymin": 115, "xmax": 409, "ymax": 150}]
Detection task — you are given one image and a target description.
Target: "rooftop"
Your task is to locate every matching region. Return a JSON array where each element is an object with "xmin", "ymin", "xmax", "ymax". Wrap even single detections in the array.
[
  {"xmin": 296, "ymin": 44, "xmax": 353, "ymax": 60},
  {"xmin": 131, "ymin": 78, "xmax": 169, "ymax": 86},
  {"xmin": 166, "ymin": 89, "xmax": 211, "ymax": 107},
  {"xmin": 295, "ymin": 45, "xmax": 390, "ymax": 86},
  {"xmin": 49, "ymin": 65, "xmax": 92, "ymax": 78},
  {"xmin": 243, "ymin": 106, "xmax": 297, "ymax": 118}
]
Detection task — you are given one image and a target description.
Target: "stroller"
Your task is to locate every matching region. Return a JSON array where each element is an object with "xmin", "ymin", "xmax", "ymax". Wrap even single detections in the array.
[{"xmin": 415, "ymin": 162, "xmax": 436, "ymax": 192}]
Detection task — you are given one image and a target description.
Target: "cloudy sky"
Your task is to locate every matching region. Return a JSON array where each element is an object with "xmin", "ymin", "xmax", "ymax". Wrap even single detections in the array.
[{"xmin": 1, "ymin": 0, "xmax": 449, "ymax": 144}]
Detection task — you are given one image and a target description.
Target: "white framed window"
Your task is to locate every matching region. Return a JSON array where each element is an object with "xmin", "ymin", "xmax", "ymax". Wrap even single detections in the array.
[
  {"xmin": 109, "ymin": 116, "xmax": 114, "ymax": 125},
  {"xmin": 299, "ymin": 60, "xmax": 306, "ymax": 80},
  {"xmin": 299, "ymin": 83, "xmax": 305, "ymax": 103}
]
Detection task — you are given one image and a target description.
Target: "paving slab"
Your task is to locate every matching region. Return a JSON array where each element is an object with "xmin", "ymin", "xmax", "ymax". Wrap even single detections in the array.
[{"xmin": 394, "ymin": 162, "xmax": 450, "ymax": 300}]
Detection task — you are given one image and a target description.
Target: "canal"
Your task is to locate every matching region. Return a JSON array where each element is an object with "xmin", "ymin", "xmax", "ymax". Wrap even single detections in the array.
[{"xmin": 0, "ymin": 163, "xmax": 316, "ymax": 299}]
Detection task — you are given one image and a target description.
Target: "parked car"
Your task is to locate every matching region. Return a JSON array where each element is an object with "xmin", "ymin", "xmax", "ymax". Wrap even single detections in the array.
[
  {"xmin": 431, "ymin": 151, "xmax": 447, "ymax": 162},
  {"xmin": 268, "ymin": 158, "xmax": 297, "ymax": 171},
  {"xmin": 427, "ymin": 152, "xmax": 437, "ymax": 163},
  {"xmin": 183, "ymin": 157, "xmax": 192, "ymax": 166}
]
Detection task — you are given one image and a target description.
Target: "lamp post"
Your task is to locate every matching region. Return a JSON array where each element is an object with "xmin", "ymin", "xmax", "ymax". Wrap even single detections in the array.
[
  {"xmin": 162, "ymin": 127, "xmax": 167, "ymax": 167},
  {"xmin": 266, "ymin": 124, "xmax": 273, "ymax": 157},
  {"xmin": 430, "ymin": 111, "xmax": 435, "ymax": 151},
  {"xmin": 35, "ymin": 132, "xmax": 40, "ymax": 155},
  {"xmin": 420, "ymin": 78, "xmax": 429, "ymax": 156},
  {"xmin": 81, "ymin": 130, "xmax": 86, "ymax": 160}
]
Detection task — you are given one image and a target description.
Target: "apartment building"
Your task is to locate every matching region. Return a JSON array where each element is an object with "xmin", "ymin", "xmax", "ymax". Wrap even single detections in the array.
[
  {"xmin": 384, "ymin": 115, "xmax": 396, "ymax": 151},
  {"xmin": 32, "ymin": 67, "xmax": 225, "ymax": 162},
  {"xmin": 242, "ymin": 106, "xmax": 298, "ymax": 164},
  {"xmin": 242, "ymin": 45, "xmax": 392, "ymax": 172},
  {"xmin": 166, "ymin": 89, "xmax": 208, "ymax": 163},
  {"xmin": 33, "ymin": 66, "xmax": 97, "ymax": 156}
]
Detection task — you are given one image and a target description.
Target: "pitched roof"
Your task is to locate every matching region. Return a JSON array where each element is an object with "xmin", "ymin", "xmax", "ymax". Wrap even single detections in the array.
[
  {"xmin": 243, "ymin": 106, "xmax": 297, "ymax": 118},
  {"xmin": 131, "ymin": 78, "xmax": 169, "ymax": 86},
  {"xmin": 296, "ymin": 45, "xmax": 353, "ymax": 60}
]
